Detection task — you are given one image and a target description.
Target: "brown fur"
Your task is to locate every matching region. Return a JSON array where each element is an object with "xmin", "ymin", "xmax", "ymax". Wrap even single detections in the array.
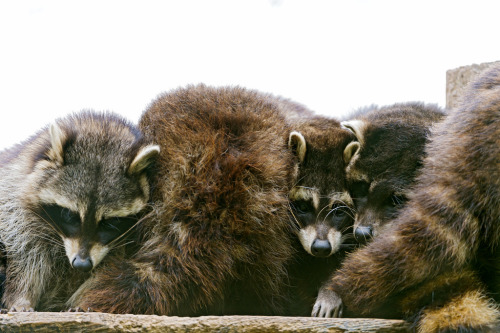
[
  {"xmin": 326, "ymin": 65, "xmax": 500, "ymax": 331},
  {"xmin": 342, "ymin": 103, "xmax": 445, "ymax": 241},
  {"xmin": 68, "ymin": 85, "xmax": 354, "ymax": 315},
  {"xmin": 286, "ymin": 117, "xmax": 356, "ymax": 316},
  {"xmin": 312, "ymin": 104, "xmax": 444, "ymax": 317}
]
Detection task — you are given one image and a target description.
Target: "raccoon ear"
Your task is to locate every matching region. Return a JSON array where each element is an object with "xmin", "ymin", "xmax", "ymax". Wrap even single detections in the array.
[
  {"xmin": 341, "ymin": 120, "xmax": 365, "ymax": 145},
  {"xmin": 343, "ymin": 141, "xmax": 360, "ymax": 165},
  {"xmin": 47, "ymin": 123, "xmax": 67, "ymax": 166},
  {"xmin": 289, "ymin": 131, "xmax": 306, "ymax": 163},
  {"xmin": 128, "ymin": 144, "xmax": 160, "ymax": 175}
]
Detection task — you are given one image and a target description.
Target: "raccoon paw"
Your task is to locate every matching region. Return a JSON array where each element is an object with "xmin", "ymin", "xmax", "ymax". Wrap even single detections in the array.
[
  {"xmin": 66, "ymin": 307, "xmax": 93, "ymax": 312},
  {"xmin": 67, "ymin": 307, "xmax": 86, "ymax": 312},
  {"xmin": 311, "ymin": 287, "xmax": 343, "ymax": 318},
  {"xmin": 9, "ymin": 306, "xmax": 34, "ymax": 312},
  {"xmin": 9, "ymin": 298, "xmax": 34, "ymax": 312}
]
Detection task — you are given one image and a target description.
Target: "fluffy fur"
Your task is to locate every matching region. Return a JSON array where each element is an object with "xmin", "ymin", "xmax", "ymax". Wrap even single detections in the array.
[
  {"xmin": 286, "ymin": 117, "xmax": 357, "ymax": 316},
  {"xmin": 341, "ymin": 102, "xmax": 445, "ymax": 241},
  {"xmin": 326, "ymin": 64, "xmax": 500, "ymax": 331},
  {"xmin": 288, "ymin": 119, "xmax": 356, "ymax": 258},
  {"xmin": 311, "ymin": 103, "xmax": 444, "ymax": 317},
  {"xmin": 68, "ymin": 85, "xmax": 352, "ymax": 315},
  {"xmin": 0, "ymin": 111, "xmax": 158, "ymax": 311}
]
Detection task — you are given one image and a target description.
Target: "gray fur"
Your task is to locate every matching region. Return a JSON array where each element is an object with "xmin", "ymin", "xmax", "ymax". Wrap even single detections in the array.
[{"xmin": 0, "ymin": 111, "xmax": 158, "ymax": 311}]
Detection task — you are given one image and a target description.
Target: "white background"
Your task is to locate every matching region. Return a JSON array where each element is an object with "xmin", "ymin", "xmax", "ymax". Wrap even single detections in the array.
[{"xmin": 0, "ymin": 0, "xmax": 499, "ymax": 150}]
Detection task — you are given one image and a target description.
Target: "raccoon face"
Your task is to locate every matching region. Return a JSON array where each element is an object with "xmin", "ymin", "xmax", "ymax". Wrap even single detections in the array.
[
  {"xmin": 289, "ymin": 187, "xmax": 354, "ymax": 258},
  {"xmin": 288, "ymin": 127, "xmax": 356, "ymax": 258},
  {"xmin": 348, "ymin": 179, "xmax": 407, "ymax": 242},
  {"xmin": 342, "ymin": 120, "xmax": 410, "ymax": 243},
  {"xmin": 37, "ymin": 203, "xmax": 142, "ymax": 271},
  {"xmin": 28, "ymin": 113, "xmax": 160, "ymax": 272}
]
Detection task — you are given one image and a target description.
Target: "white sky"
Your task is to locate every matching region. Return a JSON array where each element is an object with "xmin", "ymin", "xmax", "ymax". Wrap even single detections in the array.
[{"xmin": 0, "ymin": 0, "xmax": 499, "ymax": 150}]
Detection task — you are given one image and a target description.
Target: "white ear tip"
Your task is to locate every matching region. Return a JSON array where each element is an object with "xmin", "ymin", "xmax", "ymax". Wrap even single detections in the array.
[
  {"xmin": 289, "ymin": 131, "xmax": 307, "ymax": 163},
  {"xmin": 128, "ymin": 144, "xmax": 160, "ymax": 174},
  {"xmin": 343, "ymin": 141, "xmax": 360, "ymax": 164},
  {"xmin": 340, "ymin": 121, "xmax": 354, "ymax": 133},
  {"xmin": 48, "ymin": 122, "xmax": 66, "ymax": 165},
  {"xmin": 143, "ymin": 144, "xmax": 160, "ymax": 154}
]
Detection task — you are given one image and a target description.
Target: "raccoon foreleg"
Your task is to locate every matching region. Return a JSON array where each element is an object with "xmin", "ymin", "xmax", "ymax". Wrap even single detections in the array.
[
  {"xmin": 3, "ymin": 246, "xmax": 54, "ymax": 311},
  {"xmin": 67, "ymin": 260, "xmax": 173, "ymax": 314},
  {"xmin": 328, "ymin": 211, "xmax": 473, "ymax": 317},
  {"xmin": 311, "ymin": 285, "xmax": 343, "ymax": 317}
]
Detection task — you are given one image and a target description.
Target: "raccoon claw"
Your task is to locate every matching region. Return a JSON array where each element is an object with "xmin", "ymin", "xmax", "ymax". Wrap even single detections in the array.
[
  {"xmin": 8, "ymin": 306, "xmax": 34, "ymax": 312},
  {"xmin": 67, "ymin": 307, "xmax": 85, "ymax": 312},
  {"xmin": 66, "ymin": 306, "xmax": 94, "ymax": 313},
  {"xmin": 311, "ymin": 288, "xmax": 343, "ymax": 318}
]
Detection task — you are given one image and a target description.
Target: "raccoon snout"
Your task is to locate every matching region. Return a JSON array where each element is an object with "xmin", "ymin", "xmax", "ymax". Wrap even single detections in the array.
[
  {"xmin": 72, "ymin": 255, "xmax": 93, "ymax": 272},
  {"xmin": 354, "ymin": 225, "xmax": 373, "ymax": 244},
  {"xmin": 311, "ymin": 239, "xmax": 332, "ymax": 257}
]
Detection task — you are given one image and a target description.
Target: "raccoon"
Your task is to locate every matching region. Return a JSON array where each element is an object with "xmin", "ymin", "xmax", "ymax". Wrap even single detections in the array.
[
  {"xmin": 341, "ymin": 103, "xmax": 445, "ymax": 243},
  {"xmin": 285, "ymin": 117, "xmax": 357, "ymax": 316},
  {"xmin": 324, "ymin": 64, "xmax": 500, "ymax": 332},
  {"xmin": 311, "ymin": 103, "xmax": 445, "ymax": 317},
  {"xmin": 66, "ymin": 85, "xmax": 316, "ymax": 315},
  {"xmin": 288, "ymin": 118, "xmax": 356, "ymax": 258},
  {"xmin": 0, "ymin": 111, "xmax": 159, "ymax": 311}
]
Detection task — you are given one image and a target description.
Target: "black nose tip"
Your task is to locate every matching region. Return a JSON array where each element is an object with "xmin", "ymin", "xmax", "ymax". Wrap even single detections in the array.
[
  {"xmin": 311, "ymin": 239, "xmax": 332, "ymax": 257},
  {"xmin": 354, "ymin": 225, "xmax": 373, "ymax": 244},
  {"xmin": 72, "ymin": 256, "xmax": 93, "ymax": 272}
]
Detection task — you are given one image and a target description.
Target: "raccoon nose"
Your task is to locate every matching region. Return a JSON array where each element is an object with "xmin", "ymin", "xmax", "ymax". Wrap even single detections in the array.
[
  {"xmin": 311, "ymin": 239, "xmax": 332, "ymax": 257},
  {"xmin": 354, "ymin": 225, "xmax": 373, "ymax": 244},
  {"xmin": 72, "ymin": 255, "xmax": 93, "ymax": 272}
]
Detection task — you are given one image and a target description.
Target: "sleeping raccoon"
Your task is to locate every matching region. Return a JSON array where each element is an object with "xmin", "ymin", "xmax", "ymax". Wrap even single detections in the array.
[
  {"xmin": 324, "ymin": 64, "xmax": 500, "ymax": 332},
  {"xmin": 67, "ymin": 85, "xmax": 327, "ymax": 315},
  {"xmin": 311, "ymin": 103, "xmax": 445, "ymax": 317},
  {"xmin": 0, "ymin": 111, "xmax": 159, "ymax": 311},
  {"xmin": 288, "ymin": 118, "xmax": 356, "ymax": 258},
  {"xmin": 285, "ymin": 117, "xmax": 357, "ymax": 316},
  {"xmin": 341, "ymin": 103, "xmax": 445, "ymax": 243}
]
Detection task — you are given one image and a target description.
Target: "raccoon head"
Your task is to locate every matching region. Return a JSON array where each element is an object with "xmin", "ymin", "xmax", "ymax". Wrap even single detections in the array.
[
  {"xmin": 347, "ymin": 179, "xmax": 407, "ymax": 242},
  {"xmin": 288, "ymin": 119, "xmax": 356, "ymax": 258},
  {"xmin": 342, "ymin": 118, "xmax": 414, "ymax": 243},
  {"xmin": 28, "ymin": 111, "xmax": 160, "ymax": 272}
]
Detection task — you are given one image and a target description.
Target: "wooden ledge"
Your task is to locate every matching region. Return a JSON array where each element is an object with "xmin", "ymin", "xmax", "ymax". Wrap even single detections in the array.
[{"xmin": 0, "ymin": 312, "xmax": 410, "ymax": 332}]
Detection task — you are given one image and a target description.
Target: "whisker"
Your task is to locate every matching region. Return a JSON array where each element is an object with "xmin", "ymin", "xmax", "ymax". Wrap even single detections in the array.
[
  {"xmin": 341, "ymin": 225, "xmax": 354, "ymax": 234},
  {"xmin": 287, "ymin": 201, "xmax": 302, "ymax": 230},
  {"xmin": 31, "ymin": 207, "xmax": 65, "ymax": 238},
  {"xmin": 109, "ymin": 239, "xmax": 135, "ymax": 251},
  {"xmin": 290, "ymin": 176, "xmax": 307, "ymax": 189},
  {"xmin": 106, "ymin": 209, "xmax": 155, "ymax": 248},
  {"xmin": 315, "ymin": 204, "xmax": 331, "ymax": 224}
]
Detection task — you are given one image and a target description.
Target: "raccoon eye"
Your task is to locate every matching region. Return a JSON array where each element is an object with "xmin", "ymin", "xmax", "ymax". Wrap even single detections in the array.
[
  {"xmin": 100, "ymin": 219, "xmax": 120, "ymax": 232},
  {"xmin": 331, "ymin": 204, "xmax": 347, "ymax": 218},
  {"xmin": 98, "ymin": 216, "xmax": 138, "ymax": 244},
  {"xmin": 293, "ymin": 200, "xmax": 313, "ymax": 214},
  {"xmin": 60, "ymin": 208, "xmax": 80, "ymax": 226},
  {"xmin": 38, "ymin": 204, "xmax": 80, "ymax": 236}
]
